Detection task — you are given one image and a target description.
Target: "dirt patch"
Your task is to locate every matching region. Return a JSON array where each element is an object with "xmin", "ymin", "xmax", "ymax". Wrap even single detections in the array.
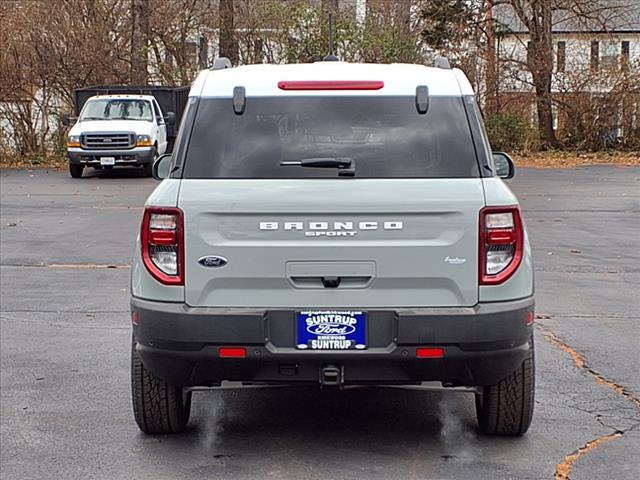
[{"xmin": 513, "ymin": 151, "xmax": 640, "ymax": 168}]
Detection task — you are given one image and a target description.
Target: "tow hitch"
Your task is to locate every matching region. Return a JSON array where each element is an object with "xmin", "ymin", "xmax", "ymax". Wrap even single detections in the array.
[{"xmin": 320, "ymin": 364, "xmax": 344, "ymax": 387}]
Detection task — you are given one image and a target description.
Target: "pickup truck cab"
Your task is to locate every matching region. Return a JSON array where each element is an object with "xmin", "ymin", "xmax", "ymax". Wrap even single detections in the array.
[
  {"xmin": 66, "ymin": 94, "xmax": 174, "ymax": 178},
  {"xmin": 131, "ymin": 59, "xmax": 535, "ymax": 437}
]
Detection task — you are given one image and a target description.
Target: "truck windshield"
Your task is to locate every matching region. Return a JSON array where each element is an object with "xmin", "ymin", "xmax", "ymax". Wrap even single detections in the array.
[
  {"xmin": 80, "ymin": 99, "xmax": 153, "ymax": 122},
  {"xmin": 181, "ymin": 96, "xmax": 479, "ymax": 179}
]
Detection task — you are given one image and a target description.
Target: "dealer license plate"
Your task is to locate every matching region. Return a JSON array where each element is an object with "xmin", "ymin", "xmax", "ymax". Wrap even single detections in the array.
[
  {"xmin": 100, "ymin": 157, "xmax": 115, "ymax": 166},
  {"xmin": 296, "ymin": 311, "xmax": 366, "ymax": 350}
]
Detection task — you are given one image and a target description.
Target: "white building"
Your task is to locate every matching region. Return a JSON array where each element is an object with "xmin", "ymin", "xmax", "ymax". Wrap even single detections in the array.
[{"xmin": 493, "ymin": 2, "xmax": 640, "ymax": 143}]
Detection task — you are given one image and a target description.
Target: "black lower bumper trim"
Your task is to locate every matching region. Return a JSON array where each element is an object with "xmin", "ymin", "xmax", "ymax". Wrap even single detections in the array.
[
  {"xmin": 68, "ymin": 148, "xmax": 154, "ymax": 165},
  {"xmin": 131, "ymin": 297, "xmax": 534, "ymax": 387}
]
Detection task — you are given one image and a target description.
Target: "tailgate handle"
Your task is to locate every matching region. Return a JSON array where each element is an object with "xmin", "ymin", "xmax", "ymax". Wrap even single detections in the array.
[
  {"xmin": 321, "ymin": 276, "xmax": 341, "ymax": 288},
  {"xmin": 289, "ymin": 275, "xmax": 371, "ymax": 289},
  {"xmin": 286, "ymin": 261, "xmax": 376, "ymax": 289}
]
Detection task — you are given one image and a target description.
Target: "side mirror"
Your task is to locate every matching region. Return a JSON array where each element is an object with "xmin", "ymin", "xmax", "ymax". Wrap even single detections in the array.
[
  {"xmin": 492, "ymin": 152, "xmax": 515, "ymax": 180},
  {"xmin": 152, "ymin": 154, "xmax": 172, "ymax": 180},
  {"xmin": 164, "ymin": 112, "xmax": 176, "ymax": 126},
  {"xmin": 61, "ymin": 113, "xmax": 71, "ymax": 126}
]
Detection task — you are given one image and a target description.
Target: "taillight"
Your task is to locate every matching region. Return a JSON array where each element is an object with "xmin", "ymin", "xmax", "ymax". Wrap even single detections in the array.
[
  {"xmin": 141, "ymin": 207, "xmax": 184, "ymax": 285},
  {"xmin": 479, "ymin": 206, "xmax": 523, "ymax": 285}
]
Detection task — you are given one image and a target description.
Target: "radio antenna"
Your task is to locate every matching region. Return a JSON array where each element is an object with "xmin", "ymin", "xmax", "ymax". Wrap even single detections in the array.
[{"xmin": 323, "ymin": 13, "xmax": 339, "ymax": 61}]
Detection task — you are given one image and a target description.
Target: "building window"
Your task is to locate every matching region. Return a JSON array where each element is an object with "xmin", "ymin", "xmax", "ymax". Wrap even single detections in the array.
[
  {"xmin": 622, "ymin": 41, "xmax": 630, "ymax": 69},
  {"xmin": 198, "ymin": 36, "xmax": 209, "ymax": 69},
  {"xmin": 590, "ymin": 41, "xmax": 599, "ymax": 72},
  {"xmin": 530, "ymin": 101, "xmax": 538, "ymax": 128},
  {"xmin": 186, "ymin": 41, "xmax": 197, "ymax": 66},
  {"xmin": 601, "ymin": 40, "xmax": 620, "ymax": 69},
  {"xmin": 556, "ymin": 41, "xmax": 566, "ymax": 72},
  {"xmin": 164, "ymin": 51, "xmax": 174, "ymax": 67}
]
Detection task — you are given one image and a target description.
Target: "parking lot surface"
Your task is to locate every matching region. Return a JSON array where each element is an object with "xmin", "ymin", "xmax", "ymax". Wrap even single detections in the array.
[{"xmin": 1, "ymin": 166, "xmax": 639, "ymax": 480}]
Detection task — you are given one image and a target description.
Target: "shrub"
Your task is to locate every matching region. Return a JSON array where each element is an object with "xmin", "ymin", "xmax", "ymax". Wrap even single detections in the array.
[{"xmin": 485, "ymin": 114, "xmax": 527, "ymax": 151}]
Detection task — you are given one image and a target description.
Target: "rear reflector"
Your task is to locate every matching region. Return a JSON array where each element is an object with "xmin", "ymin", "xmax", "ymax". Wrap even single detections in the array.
[
  {"xmin": 526, "ymin": 311, "xmax": 534, "ymax": 325},
  {"xmin": 218, "ymin": 347, "xmax": 246, "ymax": 358},
  {"xmin": 149, "ymin": 230, "xmax": 177, "ymax": 245},
  {"xmin": 487, "ymin": 229, "xmax": 516, "ymax": 244},
  {"xmin": 416, "ymin": 347, "xmax": 445, "ymax": 359},
  {"xmin": 278, "ymin": 80, "xmax": 384, "ymax": 91}
]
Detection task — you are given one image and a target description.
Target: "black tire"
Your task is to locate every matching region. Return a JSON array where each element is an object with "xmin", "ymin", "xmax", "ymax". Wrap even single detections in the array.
[
  {"xmin": 131, "ymin": 336, "xmax": 191, "ymax": 434},
  {"xmin": 69, "ymin": 163, "xmax": 84, "ymax": 178},
  {"xmin": 475, "ymin": 335, "xmax": 535, "ymax": 436},
  {"xmin": 142, "ymin": 146, "xmax": 157, "ymax": 177},
  {"xmin": 142, "ymin": 162, "xmax": 153, "ymax": 177}
]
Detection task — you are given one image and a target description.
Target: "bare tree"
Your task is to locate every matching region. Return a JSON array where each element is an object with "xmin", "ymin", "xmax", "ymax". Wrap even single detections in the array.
[
  {"xmin": 507, "ymin": 0, "xmax": 558, "ymax": 148},
  {"xmin": 496, "ymin": 0, "xmax": 639, "ymax": 149},
  {"xmin": 148, "ymin": 0, "xmax": 215, "ymax": 85},
  {"xmin": 131, "ymin": 0, "xmax": 150, "ymax": 84},
  {"xmin": 219, "ymin": 0, "xmax": 238, "ymax": 64},
  {"xmin": 484, "ymin": 0, "xmax": 499, "ymax": 115}
]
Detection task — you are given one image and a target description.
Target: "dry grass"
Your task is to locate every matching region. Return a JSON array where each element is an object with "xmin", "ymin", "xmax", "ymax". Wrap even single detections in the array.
[{"xmin": 0, "ymin": 154, "xmax": 66, "ymax": 170}]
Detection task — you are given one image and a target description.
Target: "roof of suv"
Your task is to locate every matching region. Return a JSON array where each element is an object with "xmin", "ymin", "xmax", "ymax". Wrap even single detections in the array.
[{"xmin": 191, "ymin": 62, "xmax": 474, "ymax": 98}]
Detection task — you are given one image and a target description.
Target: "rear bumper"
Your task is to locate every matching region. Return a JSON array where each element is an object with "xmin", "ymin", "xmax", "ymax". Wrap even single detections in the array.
[
  {"xmin": 131, "ymin": 297, "xmax": 534, "ymax": 387},
  {"xmin": 68, "ymin": 147, "xmax": 155, "ymax": 166}
]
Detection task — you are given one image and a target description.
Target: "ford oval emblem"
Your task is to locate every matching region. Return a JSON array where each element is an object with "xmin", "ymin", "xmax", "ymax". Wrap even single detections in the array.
[
  {"xmin": 306, "ymin": 323, "xmax": 357, "ymax": 335},
  {"xmin": 198, "ymin": 255, "xmax": 228, "ymax": 268}
]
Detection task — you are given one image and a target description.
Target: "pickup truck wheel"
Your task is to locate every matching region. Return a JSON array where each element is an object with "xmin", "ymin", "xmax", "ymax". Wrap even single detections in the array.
[
  {"xmin": 131, "ymin": 336, "xmax": 191, "ymax": 434},
  {"xmin": 475, "ymin": 335, "xmax": 534, "ymax": 436},
  {"xmin": 69, "ymin": 163, "xmax": 84, "ymax": 178},
  {"xmin": 142, "ymin": 146, "xmax": 157, "ymax": 177}
]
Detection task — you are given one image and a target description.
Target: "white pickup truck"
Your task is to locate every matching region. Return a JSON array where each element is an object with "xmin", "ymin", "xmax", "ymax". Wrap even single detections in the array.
[{"xmin": 63, "ymin": 86, "xmax": 188, "ymax": 178}]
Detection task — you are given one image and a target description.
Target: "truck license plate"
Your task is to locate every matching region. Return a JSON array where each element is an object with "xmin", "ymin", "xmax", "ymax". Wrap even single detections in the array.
[
  {"xmin": 296, "ymin": 311, "xmax": 366, "ymax": 350},
  {"xmin": 100, "ymin": 157, "xmax": 115, "ymax": 166}
]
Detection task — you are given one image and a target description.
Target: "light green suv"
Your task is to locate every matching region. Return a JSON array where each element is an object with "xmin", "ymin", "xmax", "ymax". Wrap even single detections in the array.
[{"xmin": 130, "ymin": 59, "xmax": 535, "ymax": 436}]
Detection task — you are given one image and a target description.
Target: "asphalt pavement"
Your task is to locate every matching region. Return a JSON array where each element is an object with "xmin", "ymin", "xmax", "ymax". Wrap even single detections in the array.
[{"xmin": 1, "ymin": 165, "xmax": 638, "ymax": 480}]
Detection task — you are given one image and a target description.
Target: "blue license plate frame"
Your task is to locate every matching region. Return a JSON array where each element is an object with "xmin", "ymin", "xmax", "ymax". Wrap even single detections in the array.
[{"xmin": 296, "ymin": 310, "xmax": 367, "ymax": 350}]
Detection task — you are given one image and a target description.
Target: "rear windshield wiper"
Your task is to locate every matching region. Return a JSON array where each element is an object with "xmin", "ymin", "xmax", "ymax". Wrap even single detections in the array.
[{"xmin": 280, "ymin": 157, "xmax": 356, "ymax": 177}]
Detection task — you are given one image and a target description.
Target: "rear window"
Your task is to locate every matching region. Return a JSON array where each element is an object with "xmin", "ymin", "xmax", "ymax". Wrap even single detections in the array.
[{"xmin": 181, "ymin": 96, "xmax": 479, "ymax": 178}]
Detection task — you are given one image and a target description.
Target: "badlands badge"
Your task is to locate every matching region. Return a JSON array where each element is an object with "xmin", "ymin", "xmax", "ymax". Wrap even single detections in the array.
[{"xmin": 296, "ymin": 311, "xmax": 367, "ymax": 350}]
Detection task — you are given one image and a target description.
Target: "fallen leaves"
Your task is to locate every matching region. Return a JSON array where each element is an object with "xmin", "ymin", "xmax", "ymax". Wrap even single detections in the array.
[{"xmin": 513, "ymin": 151, "xmax": 640, "ymax": 168}]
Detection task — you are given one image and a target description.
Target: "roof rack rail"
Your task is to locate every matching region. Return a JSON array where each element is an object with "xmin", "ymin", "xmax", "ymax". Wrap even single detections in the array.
[
  {"xmin": 211, "ymin": 57, "xmax": 232, "ymax": 70},
  {"xmin": 434, "ymin": 56, "xmax": 451, "ymax": 69}
]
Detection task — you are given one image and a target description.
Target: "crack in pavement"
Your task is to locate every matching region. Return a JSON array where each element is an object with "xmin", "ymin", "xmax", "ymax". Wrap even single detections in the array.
[
  {"xmin": 0, "ymin": 263, "xmax": 130, "ymax": 269},
  {"xmin": 0, "ymin": 314, "xmax": 129, "ymax": 330},
  {"xmin": 538, "ymin": 313, "xmax": 639, "ymax": 320},
  {"xmin": 537, "ymin": 324, "xmax": 640, "ymax": 480},
  {"xmin": 554, "ymin": 432, "xmax": 623, "ymax": 480},
  {"xmin": 1, "ymin": 310, "xmax": 129, "ymax": 314},
  {"xmin": 539, "ymin": 325, "xmax": 640, "ymax": 410}
]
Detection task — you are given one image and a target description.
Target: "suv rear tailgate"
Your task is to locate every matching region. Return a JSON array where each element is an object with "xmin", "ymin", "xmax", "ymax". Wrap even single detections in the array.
[{"xmin": 179, "ymin": 179, "xmax": 484, "ymax": 308}]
